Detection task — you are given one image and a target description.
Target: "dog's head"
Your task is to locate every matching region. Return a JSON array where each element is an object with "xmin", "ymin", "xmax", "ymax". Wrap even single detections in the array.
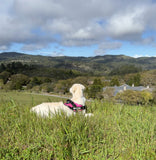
[
  {"xmin": 70, "ymin": 83, "xmax": 86, "ymax": 107},
  {"xmin": 70, "ymin": 84, "xmax": 85, "ymax": 96}
]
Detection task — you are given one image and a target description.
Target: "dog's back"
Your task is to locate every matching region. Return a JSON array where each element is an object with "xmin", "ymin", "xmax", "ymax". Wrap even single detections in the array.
[{"xmin": 31, "ymin": 102, "xmax": 75, "ymax": 117}]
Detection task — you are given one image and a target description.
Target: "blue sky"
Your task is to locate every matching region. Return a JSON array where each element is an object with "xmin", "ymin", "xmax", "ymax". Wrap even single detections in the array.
[{"xmin": 0, "ymin": 0, "xmax": 156, "ymax": 58}]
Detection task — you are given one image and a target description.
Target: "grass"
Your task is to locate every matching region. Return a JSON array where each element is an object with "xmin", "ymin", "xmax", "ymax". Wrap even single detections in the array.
[
  {"xmin": 0, "ymin": 90, "xmax": 156, "ymax": 159},
  {"xmin": 0, "ymin": 90, "xmax": 64, "ymax": 107}
]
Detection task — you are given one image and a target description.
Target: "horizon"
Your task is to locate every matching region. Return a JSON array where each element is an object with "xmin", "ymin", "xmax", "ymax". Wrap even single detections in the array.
[
  {"xmin": 0, "ymin": 1, "xmax": 156, "ymax": 58},
  {"xmin": 1, "ymin": 51, "xmax": 156, "ymax": 59}
]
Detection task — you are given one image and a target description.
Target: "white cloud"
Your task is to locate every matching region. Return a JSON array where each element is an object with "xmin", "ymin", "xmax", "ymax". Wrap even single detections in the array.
[
  {"xmin": 21, "ymin": 43, "xmax": 49, "ymax": 51},
  {"xmin": 106, "ymin": 7, "xmax": 145, "ymax": 40},
  {"xmin": 0, "ymin": 45, "xmax": 9, "ymax": 50},
  {"xmin": 95, "ymin": 41, "xmax": 122, "ymax": 55},
  {"xmin": 50, "ymin": 51, "xmax": 64, "ymax": 57},
  {"xmin": 0, "ymin": 0, "xmax": 156, "ymax": 53},
  {"xmin": 133, "ymin": 54, "xmax": 151, "ymax": 58}
]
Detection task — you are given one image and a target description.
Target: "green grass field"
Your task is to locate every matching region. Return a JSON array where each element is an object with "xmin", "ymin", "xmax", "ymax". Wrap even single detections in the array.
[{"xmin": 0, "ymin": 90, "xmax": 156, "ymax": 159}]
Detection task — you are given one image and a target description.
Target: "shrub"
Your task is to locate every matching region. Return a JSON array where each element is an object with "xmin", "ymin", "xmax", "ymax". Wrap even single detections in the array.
[
  {"xmin": 40, "ymin": 83, "xmax": 54, "ymax": 93},
  {"xmin": 0, "ymin": 79, "xmax": 3, "ymax": 88},
  {"xmin": 140, "ymin": 91, "xmax": 153, "ymax": 105},
  {"xmin": 103, "ymin": 87, "xmax": 115, "ymax": 100},
  {"xmin": 152, "ymin": 89, "xmax": 156, "ymax": 104},
  {"xmin": 31, "ymin": 85, "xmax": 41, "ymax": 93},
  {"xmin": 115, "ymin": 90, "xmax": 153, "ymax": 105},
  {"xmin": 54, "ymin": 80, "xmax": 72, "ymax": 94}
]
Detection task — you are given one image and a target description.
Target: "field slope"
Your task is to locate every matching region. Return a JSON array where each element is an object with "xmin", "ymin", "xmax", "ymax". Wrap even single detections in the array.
[{"xmin": 0, "ymin": 91, "xmax": 156, "ymax": 159}]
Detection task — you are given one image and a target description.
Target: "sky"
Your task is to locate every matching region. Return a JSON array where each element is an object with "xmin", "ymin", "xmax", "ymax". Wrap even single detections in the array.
[{"xmin": 0, "ymin": 0, "xmax": 156, "ymax": 58}]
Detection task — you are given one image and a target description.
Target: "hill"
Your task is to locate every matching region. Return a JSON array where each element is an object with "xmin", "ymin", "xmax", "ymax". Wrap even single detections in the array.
[{"xmin": 0, "ymin": 52, "xmax": 156, "ymax": 75}]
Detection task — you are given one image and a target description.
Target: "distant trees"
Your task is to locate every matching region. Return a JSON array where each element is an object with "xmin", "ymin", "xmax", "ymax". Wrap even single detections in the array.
[
  {"xmin": 140, "ymin": 70, "xmax": 156, "ymax": 86},
  {"xmin": 0, "ymin": 63, "xmax": 6, "ymax": 72},
  {"xmin": 0, "ymin": 71, "xmax": 11, "ymax": 84},
  {"xmin": 0, "ymin": 62, "xmax": 83, "ymax": 85},
  {"xmin": 31, "ymin": 77, "xmax": 42, "ymax": 85},
  {"xmin": 40, "ymin": 83, "xmax": 54, "ymax": 93},
  {"xmin": 5, "ymin": 74, "xmax": 30, "ymax": 90},
  {"xmin": 54, "ymin": 79, "xmax": 72, "ymax": 94},
  {"xmin": 124, "ymin": 73, "xmax": 141, "ymax": 86},
  {"xmin": 0, "ymin": 61, "xmax": 155, "ymax": 104},
  {"xmin": 86, "ymin": 78, "xmax": 103, "ymax": 99},
  {"xmin": 0, "ymin": 62, "xmax": 34, "ymax": 74},
  {"xmin": 109, "ymin": 65, "xmax": 142, "ymax": 76},
  {"xmin": 110, "ymin": 77, "xmax": 120, "ymax": 86}
]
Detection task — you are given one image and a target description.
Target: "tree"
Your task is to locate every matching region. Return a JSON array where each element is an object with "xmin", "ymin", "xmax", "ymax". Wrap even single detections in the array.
[
  {"xmin": 86, "ymin": 78, "xmax": 103, "ymax": 99},
  {"xmin": 93, "ymin": 78, "xmax": 102, "ymax": 86},
  {"xmin": 9, "ymin": 74, "xmax": 30, "ymax": 90},
  {"xmin": 126, "ymin": 73, "xmax": 141, "ymax": 86},
  {"xmin": 0, "ymin": 71, "xmax": 11, "ymax": 84},
  {"xmin": 31, "ymin": 77, "xmax": 42, "ymax": 85},
  {"xmin": 0, "ymin": 63, "xmax": 6, "ymax": 72},
  {"xmin": 133, "ymin": 73, "xmax": 141, "ymax": 86},
  {"xmin": 110, "ymin": 77, "xmax": 120, "ymax": 86},
  {"xmin": 109, "ymin": 65, "xmax": 142, "ymax": 75}
]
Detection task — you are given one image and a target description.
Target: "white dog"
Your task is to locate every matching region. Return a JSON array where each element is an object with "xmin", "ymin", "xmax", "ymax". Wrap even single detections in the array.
[{"xmin": 30, "ymin": 84, "xmax": 93, "ymax": 117}]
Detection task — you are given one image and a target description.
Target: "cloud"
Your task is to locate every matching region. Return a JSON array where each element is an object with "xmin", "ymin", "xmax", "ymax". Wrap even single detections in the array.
[
  {"xmin": 21, "ymin": 43, "xmax": 49, "ymax": 51},
  {"xmin": 95, "ymin": 41, "xmax": 122, "ymax": 55},
  {"xmin": 133, "ymin": 54, "xmax": 151, "ymax": 58},
  {"xmin": 50, "ymin": 51, "xmax": 64, "ymax": 57},
  {"xmin": 0, "ymin": 0, "xmax": 156, "ymax": 53},
  {"xmin": 106, "ymin": 7, "xmax": 145, "ymax": 40},
  {"xmin": 0, "ymin": 45, "xmax": 9, "ymax": 50}
]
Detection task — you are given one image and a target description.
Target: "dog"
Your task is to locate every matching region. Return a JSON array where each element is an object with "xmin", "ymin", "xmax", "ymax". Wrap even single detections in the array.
[{"xmin": 30, "ymin": 84, "xmax": 93, "ymax": 117}]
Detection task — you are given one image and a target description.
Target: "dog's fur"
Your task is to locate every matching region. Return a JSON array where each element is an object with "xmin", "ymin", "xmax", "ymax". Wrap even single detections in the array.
[{"xmin": 30, "ymin": 84, "xmax": 93, "ymax": 117}]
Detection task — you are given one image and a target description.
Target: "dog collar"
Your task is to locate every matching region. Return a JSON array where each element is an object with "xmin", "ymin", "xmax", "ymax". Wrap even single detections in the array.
[{"xmin": 64, "ymin": 99, "xmax": 86, "ymax": 112}]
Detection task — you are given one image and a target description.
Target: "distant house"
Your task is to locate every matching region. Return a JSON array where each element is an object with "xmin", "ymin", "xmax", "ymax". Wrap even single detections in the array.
[{"xmin": 103, "ymin": 84, "xmax": 152, "ymax": 96}]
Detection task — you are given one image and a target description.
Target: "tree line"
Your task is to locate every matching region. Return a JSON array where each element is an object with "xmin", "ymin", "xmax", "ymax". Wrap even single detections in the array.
[{"xmin": 0, "ymin": 62, "xmax": 155, "ymax": 105}]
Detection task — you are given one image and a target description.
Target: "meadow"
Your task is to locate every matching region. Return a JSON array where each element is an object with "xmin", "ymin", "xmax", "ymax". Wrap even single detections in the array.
[{"xmin": 0, "ymin": 90, "xmax": 155, "ymax": 159}]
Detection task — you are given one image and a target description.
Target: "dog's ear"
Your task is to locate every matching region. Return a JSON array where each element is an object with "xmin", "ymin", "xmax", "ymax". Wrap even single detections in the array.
[
  {"xmin": 70, "ymin": 85, "xmax": 75, "ymax": 94},
  {"xmin": 81, "ymin": 85, "xmax": 85, "ymax": 90}
]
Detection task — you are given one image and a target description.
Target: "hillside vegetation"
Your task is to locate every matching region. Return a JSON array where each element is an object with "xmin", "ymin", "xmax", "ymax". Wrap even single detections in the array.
[
  {"xmin": 0, "ymin": 52, "xmax": 156, "ymax": 75},
  {"xmin": 0, "ymin": 52, "xmax": 155, "ymax": 103}
]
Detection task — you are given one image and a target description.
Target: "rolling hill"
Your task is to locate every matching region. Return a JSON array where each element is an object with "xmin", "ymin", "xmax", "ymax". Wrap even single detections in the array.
[{"xmin": 0, "ymin": 52, "xmax": 156, "ymax": 75}]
